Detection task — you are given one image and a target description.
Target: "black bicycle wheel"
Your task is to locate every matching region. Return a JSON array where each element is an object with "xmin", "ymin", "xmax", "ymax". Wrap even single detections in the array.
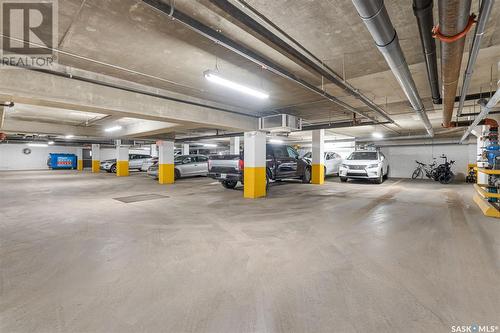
[{"xmin": 412, "ymin": 168, "xmax": 422, "ymax": 179}]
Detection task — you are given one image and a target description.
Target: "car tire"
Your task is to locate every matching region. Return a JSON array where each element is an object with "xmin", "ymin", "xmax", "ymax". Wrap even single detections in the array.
[
  {"xmin": 110, "ymin": 164, "xmax": 117, "ymax": 173},
  {"xmin": 340, "ymin": 177, "xmax": 348, "ymax": 182},
  {"xmin": 302, "ymin": 166, "xmax": 311, "ymax": 183},
  {"xmin": 324, "ymin": 166, "xmax": 327, "ymax": 180},
  {"xmin": 222, "ymin": 180, "xmax": 238, "ymax": 189},
  {"xmin": 174, "ymin": 169, "xmax": 181, "ymax": 180},
  {"xmin": 376, "ymin": 171, "xmax": 383, "ymax": 184},
  {"xmin": 384, "ymin": 166, "xmax": 390, "ymax": 180}
]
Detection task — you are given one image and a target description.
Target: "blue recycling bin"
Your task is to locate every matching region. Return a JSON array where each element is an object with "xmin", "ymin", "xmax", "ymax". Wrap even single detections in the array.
[{"xmin": 48, "ymin": 153, "xmax": 77, "ymax": 169}]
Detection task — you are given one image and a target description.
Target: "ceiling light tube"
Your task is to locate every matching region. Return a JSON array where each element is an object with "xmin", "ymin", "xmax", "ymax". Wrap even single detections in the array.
[
  {"xmin": 269, "ymin": 139, "xmax": 284, "ymax": 144},
  {"xmin": 204, "ymin": 71, "xmax": 269, "ymax": 99},
  {"xmin": 104, "ymin": 125, "xmax": 123, "ymax": 132},
  {"xmin": 27, "ymin": 143, "xmax": 48, "ymax": 147},
  {"xmin": 65, "ymin": 135, "xmax": 74, "ymax": 139},
  {"xmin": 48, "ymin": 141, "xmax": 55, "ymax": 145},
  {"xmin": 372, "ymin": 132, "xmax": 384, "ymax": 139},
  {"xmin": 203, "ymin": 143, "xmax": 217, "ymax": 148}
]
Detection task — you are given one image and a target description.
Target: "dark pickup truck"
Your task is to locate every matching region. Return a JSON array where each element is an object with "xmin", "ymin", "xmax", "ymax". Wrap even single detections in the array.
[{"xmin": 208, "ymin": 144, "xmax": 311, "ymax": 189}]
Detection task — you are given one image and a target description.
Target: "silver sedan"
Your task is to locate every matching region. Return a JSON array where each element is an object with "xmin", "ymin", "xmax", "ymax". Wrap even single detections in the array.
[{"xmin": 147, "ymin": 155, "xmax": 208, "ymax": 179}]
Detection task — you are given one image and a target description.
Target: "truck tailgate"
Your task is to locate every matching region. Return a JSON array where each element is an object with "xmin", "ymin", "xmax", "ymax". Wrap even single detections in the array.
[{"xmin": 208, "ymin": 155, "xmax": 240, "ymax": 173}]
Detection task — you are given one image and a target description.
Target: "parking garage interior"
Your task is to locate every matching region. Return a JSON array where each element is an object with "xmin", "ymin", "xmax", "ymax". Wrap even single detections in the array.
[{"xmin": 1, "ymin": 0, "xmax": 500, "ymax": 332}]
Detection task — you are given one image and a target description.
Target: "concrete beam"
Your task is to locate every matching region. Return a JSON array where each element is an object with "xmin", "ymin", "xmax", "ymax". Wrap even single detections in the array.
[
  {"xmin": 0, "ymin": 67, "xmax": 258, "ymax": 131},
  {"xmin": 1, "ymin": 119, "xmax": 99, "ymax": 136},
  {"xmin": 85, "ymin": 115, "xmax": 123, "ymax": 127},
  {"xmin": 118, "ymin": 121, "xmax": 178, "ymax": 137}
]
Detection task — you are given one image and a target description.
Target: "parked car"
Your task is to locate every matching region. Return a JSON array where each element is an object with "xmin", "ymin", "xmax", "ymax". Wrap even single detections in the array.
[
  {"xmin": 208, "ymin": 144, "xmax": 311, "ymax": 189},
  {"xmin": 141, "ymin": 157, "xmax": 158, "ymax": 171},
  {"xmin": 302, "ymin": 151, "xmax": 343, "ymax": 176},
  {"xmin": 339, "ymin": 150, "xmax": 389, "ymax": 184},
  {"xmin": 147, "ymin": 154, "xmax": 208, "ymax": 179},
  {"xmin": 100, "ymin": 154, "xmax": 152, "ymax": 173}
]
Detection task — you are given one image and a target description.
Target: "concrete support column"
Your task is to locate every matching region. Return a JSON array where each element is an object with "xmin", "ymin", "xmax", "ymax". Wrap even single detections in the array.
[
  {"xmin": 91, "ymin": 144, "xmax": 100, "ymax": 173},
  {"xmin": 158, "ymin": 141, "xmax": 175, "ymax": 184},
  {"xmin": 182, "ymin": 143, "xmax": 189, "ymax": 155},
  {"xmin": 311, "ymin": 129, "xmax": 325, "ymax": 184},
  {"xmin": 230, "ymin": 137, "xmax": 240, "ymax": 155},
  {"xmin": 243, "ymin": 131, "xmax": 267, "ymax": 198},
  {"xmin": 76, "ymin": 148, "xmax": 83, "ymax": 171},
  {"xmin": 150, "ymin": 144, "xmax": 158, "ymax": 157},
  {"xmin": 0, "ymin": 106, "xmax": 5, "ymax": 128},
  {"xmin": 116, "ymin": 145, "xmax": 129, "ymax": 177}
]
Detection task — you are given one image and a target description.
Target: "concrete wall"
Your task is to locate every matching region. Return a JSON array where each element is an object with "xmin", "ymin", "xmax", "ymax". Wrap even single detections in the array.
[
  {"xmin": 0, "ymin": 144, "xmax": 152, "ymax": 170},
  {"xmin": 0, "ymin": 144, "xmax": 78, "ymax": 170},
  {"xmin": 380, "ymin": 143, "xmax": 477, "ymax": 180}
]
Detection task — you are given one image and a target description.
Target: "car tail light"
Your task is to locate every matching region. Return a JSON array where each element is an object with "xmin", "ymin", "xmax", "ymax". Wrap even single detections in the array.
[{"xmin": 238, "ymin": 159, "xmax": 244, "ymax": 171}]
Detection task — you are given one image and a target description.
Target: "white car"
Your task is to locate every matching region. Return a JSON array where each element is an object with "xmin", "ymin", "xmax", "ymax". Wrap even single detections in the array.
[
  {"xmin": 147, "ymin": 154, "xmax": 208, "ymax": 179},
  {"xmin": 339, "ymin": 151, "xmax": 389, "ymax": 184},
  {"xmin": 303, "ymin": 151, "xmax": 343, "ymax": 176},
  {"xmin": 141, "ymin": 157, "xmax": 158, "ymax": 171},
  {"xmin": 100, "ymin": 154, "xmax": 152, "ymax": 173}
]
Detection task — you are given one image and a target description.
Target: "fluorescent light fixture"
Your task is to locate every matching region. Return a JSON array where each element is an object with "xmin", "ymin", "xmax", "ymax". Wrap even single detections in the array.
[
  {"xmin": 372, "ymin": 132, "xmax": 384, "ymax": 139},
  {"xmin": 203, "ymin": 143, "xmax": 217, "ymax": 148},
  {"xmin": 27, "ymin": 143, "xmax": 48, "ymax": 147},
  {"xmin": 204, "ymin": 71, "xmax": 269, "ymax": 99},
  {"xmin": 269, "ymin": 139, "xmax": 284, "ymax": 144},
  {"xmin": 65, "ymin": 135, "xmax": 74, "ymax": 139},
  {"xmin": 105, "ymin": 125, "xmax": 122, "ymax": 132},
  {"xmin": 48, "ymin": 141, "xmax": 55, "ymax": 145}
]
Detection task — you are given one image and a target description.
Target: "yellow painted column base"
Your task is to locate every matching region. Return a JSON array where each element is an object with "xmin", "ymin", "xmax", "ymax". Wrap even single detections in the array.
[
  {"xmin": 473, "ymin": 193, "xmax": 500, "ymax": 218},
  {"xmin": 92, "ymin": 160, "xmax": 100, "ymax": 173},
  {"xmin": 159, "ymin": 164, "xmax": 175, "ymax": 184},
  {"xmin": 116, "ymin": 161, "xmax": 129, "ymax": 177},
  {"xmin": 244, "ymin": 167, "xmax": 267, "ymax": 198},
  {"xmin": 77, "ymin": 160, "xmax": 83, "ymax": 171},
  {"xmin": 311, "ymin": 164, "xmax": 325, "ymax": 184}
]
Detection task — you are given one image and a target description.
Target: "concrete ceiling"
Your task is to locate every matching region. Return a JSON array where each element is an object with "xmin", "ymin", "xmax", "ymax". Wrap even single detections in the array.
[{"xmin": 1, "ymin": 0, "xmax": 500, "ymax": 141}]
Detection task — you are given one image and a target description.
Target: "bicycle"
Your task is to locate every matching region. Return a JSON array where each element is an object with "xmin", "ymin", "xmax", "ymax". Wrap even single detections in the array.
[
  {"xmin": 434, "ymin": 155, "xmax": 455, "ymax": 184},
  {"xmin": 411, "ymin": 160, "xmax": 437, "ymax": 180}
]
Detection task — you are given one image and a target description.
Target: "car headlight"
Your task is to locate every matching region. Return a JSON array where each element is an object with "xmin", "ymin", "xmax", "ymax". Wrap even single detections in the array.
[
  {"xmin": 341, "ymin": 164, "xmax": 349, "ymax": 169},
  {"xmin": 368, "ymin": 163, "xmax": 379, "ymax": 169}
]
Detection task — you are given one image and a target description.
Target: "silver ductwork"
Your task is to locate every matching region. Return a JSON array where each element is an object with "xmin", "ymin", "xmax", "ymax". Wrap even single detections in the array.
[
  {"xmin": 352, "ymin": 0, "xmax": 434, "ymax": 137},
  {"xmin": 460, "ymin": 79, "xmax": 500, "ymax": 143},
  {"xmin": 456, "ymin": 0, "xmax": 495, "ymax": 117}
]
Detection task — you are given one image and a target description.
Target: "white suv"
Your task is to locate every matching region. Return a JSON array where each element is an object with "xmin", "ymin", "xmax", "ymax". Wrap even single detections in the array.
[{"xmin": 339, "ymin": 151, "xmax": 389, "ymax": 184}]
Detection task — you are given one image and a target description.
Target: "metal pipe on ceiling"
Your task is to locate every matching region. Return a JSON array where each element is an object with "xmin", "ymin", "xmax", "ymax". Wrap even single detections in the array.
[
  {"xmin": 175, "ymin": 119, "xmax": 388, "ymax": 142},
  {"xmin": 460, "ymin": 80, "xmax": 500, "ymax": 143},
  {"xmin": 413, "ymin": 0, "xmax": 441, "ymax": 104},
  {"xmin": 208, "ymin": 0, "xmax": 395, "ymax": 124},
  {"xmin": 437, "ymin": 0, "xmax": 472, "ymax": 127},
  {"xmin": 351, "ymin": 0, "xmax": 434, "ymax": 137},
  {"xmin": 142, "ymin": 0, "xmax": 382, "ymax": 124},
  {"xmin": 456, "ymin": 0, "xmax": 495, "ymax": 117}
]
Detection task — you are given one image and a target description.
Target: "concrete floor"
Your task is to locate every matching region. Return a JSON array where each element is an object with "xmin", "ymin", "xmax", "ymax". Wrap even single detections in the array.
[{"xmin": 1, "ymin": 171, "xmax": 499, "ymax": 333}]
